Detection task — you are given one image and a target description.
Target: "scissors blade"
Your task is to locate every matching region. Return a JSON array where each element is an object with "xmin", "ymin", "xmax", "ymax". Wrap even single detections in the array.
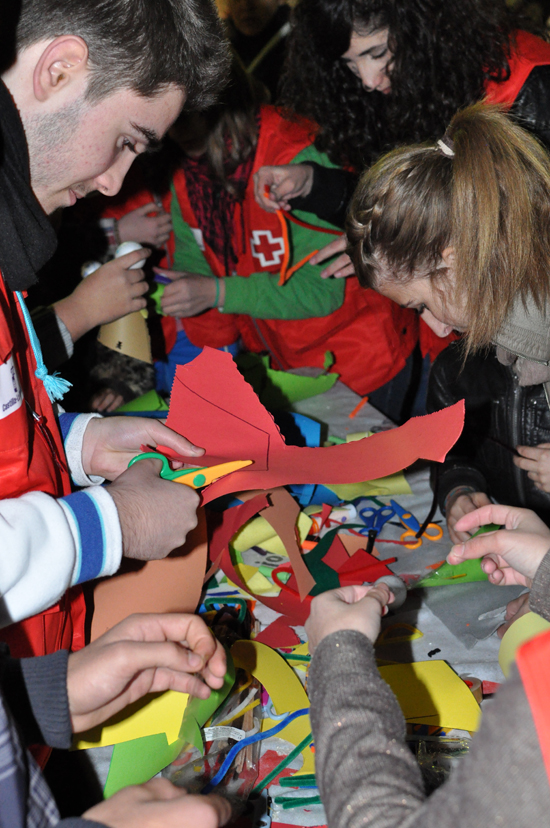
[{"xmin": 173, "ymin": 459, "xmax": 253, "ymax": 488}]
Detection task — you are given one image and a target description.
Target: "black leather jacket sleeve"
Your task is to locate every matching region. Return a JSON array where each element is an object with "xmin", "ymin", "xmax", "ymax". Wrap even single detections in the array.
[
  {"xmin": 511, "ymin": 65, "xmax": 550, "ymax": 149},
  {"xmin": 290, "ymin": 163, "xmax": 358, "ymax": 229}
]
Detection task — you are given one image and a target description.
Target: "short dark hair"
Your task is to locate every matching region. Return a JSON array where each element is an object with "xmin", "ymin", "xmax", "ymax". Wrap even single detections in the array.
[{"xmin": 15, "ymin": 0, "xmax": 230, "ymax": 109}]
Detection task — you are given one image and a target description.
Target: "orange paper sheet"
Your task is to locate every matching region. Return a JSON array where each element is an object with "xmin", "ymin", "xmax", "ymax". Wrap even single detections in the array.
[{"xmin": 164, "ymin": 348, "xmax": 464, "ymax": 504}]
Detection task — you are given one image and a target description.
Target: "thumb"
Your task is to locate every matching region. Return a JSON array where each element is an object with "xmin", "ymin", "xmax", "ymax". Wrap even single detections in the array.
[{"xmin": 447, "ymin": 532, "xmax": 502, "ymax": 565}]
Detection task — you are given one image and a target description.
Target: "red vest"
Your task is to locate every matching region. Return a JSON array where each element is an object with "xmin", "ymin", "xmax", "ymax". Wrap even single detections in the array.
[
  {"xmin": 174, "ymin": 106, "xmax": 418, "ymax": 396},
  {"xmin": 0, "ymin": 273, "xmax": 86, "ymax": 661}
]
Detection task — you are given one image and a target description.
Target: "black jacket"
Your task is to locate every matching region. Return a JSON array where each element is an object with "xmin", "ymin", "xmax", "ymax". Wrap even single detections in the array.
[
  {"xmin": 292, "ymin": 64, "xmax": 550, "ymax": 228},
  {"xmin": 427, "ymin": 342, "xmax": 550, "ymax": 523}
]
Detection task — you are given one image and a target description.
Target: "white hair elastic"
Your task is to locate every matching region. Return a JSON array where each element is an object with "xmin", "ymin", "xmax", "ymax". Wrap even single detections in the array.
[{"xmin": 436, "ymin": 137, "xmax": 455, "ymax": 158}]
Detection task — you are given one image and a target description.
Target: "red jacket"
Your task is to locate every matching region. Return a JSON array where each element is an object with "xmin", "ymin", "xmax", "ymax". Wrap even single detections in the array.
[
  {"xmin": 172, "ymin": 106, "xmax": 418, "ymax": 396},
  {"xmin": 0, "ymin": 273, "xmax": 86, "ymax": 662}
]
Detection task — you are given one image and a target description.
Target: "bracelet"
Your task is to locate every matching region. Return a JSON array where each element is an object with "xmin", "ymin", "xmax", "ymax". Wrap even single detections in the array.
[{"xmin": 444, "ymin": 485, "xmax": 477, "ymax": 513}]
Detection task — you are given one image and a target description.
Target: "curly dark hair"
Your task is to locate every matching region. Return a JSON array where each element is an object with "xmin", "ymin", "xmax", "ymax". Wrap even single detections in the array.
[{"xmin": 279, "ymin": 0, "xmax": 528, "ymax": 169}]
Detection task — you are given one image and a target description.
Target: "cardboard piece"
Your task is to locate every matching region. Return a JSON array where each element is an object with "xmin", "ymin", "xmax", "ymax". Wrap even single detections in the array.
[
  {"xmin": 91, "ymin": 511, "xmax": 208, "ymax": 640},
  {"xmin": 164, "ymin": 349, "xmax": 465, "ymax": 505},
  {"xmin": 255, "ymin": 617, "xmax": 301, "ymax": 648},
  {"xmin": 231, "ymin": 640, "xmax": 314, "ymax": 773},
  {"xmin": 98, "ymin": 310, "xmax": 152, "ymax": 364},
  {"xmin": 379, "ymin": 661, "xmax": 481, "ymax": 731}
]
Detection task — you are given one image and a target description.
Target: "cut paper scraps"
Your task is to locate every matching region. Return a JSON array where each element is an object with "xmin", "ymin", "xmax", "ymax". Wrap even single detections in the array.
[
  {"xmin": 210, "ymin": 493, "xmax": 398, "ymax": 626},
  {"xmin": 499, "ymin": 611, "xmax": 550, "ymax": 677},
  {"xmin": 236, "ymin": 352, "xmax": 339, "ymax": 408},
  {"xmin": 255, "ymin": 617, "xmax": 301, "ymax": 648},
  {"xmin": 324, "ymin": 431, "xmax": 412, "ymax": 501},
  {"xmin": 165, "ymin": 348, "xmax": 465, "ymax": 505},
  {"xmin": 379, "ymin": 660, "xmax": 481, "ymax": 732},
  {"xmin": 231, "ymin": 639, "xmax": 314, "ymax": 774},
  {"xmin": 101, "ymin": 656, "xmax": 236, "ymax": 797}
]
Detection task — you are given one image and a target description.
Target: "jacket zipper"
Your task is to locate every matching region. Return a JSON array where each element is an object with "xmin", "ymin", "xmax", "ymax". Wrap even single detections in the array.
[{"xmin": 510, "ymin": 372, "xmax": 526, "ymax": 505}]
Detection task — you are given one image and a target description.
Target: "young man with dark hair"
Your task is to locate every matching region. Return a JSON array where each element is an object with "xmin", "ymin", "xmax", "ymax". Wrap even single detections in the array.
[{"xmin": 0, "ymin": 0, "xmax": 229, "ymax": 662}]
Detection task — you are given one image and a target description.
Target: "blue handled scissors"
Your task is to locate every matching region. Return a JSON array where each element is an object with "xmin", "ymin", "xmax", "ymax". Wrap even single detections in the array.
[
  {"xmin": 357, "ymin": 504, "xmax": 396, "ymax": 555},
  {"xmin": 390, "ymin": 500, "xmax": 443, "ymax": 548}
]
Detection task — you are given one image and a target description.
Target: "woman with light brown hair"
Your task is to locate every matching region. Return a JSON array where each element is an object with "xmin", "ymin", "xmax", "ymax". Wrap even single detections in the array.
[{"xmin": 347, "ymin": 101, "xmax": 550, "ymax": 357}]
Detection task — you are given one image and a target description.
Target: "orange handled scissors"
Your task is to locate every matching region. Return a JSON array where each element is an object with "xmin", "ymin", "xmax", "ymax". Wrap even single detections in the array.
[
  {"xmin": 128, "ymin": 452, "xmax": 252, "ymax": 489},
  {"xmin": 390, "ymin": 499, "xmax": 443, "ymax": 549}
]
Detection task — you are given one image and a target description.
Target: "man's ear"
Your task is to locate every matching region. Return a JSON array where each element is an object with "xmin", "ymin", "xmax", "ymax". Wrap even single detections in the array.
[{"xmin": 33, "ymin": 36, "xmax": 88, "ymax": 102}]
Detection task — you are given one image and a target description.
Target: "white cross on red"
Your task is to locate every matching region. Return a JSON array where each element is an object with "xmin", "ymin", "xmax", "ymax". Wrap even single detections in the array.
[{"xmin": 251, "ymin": 230, "xmax": 285, "ymax": 267}]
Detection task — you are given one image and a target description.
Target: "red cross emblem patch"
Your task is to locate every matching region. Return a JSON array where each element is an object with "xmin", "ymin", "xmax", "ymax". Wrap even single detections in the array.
[{"xmin": 251, "ymin": 230, "xmax": 285, "ymax": 267}]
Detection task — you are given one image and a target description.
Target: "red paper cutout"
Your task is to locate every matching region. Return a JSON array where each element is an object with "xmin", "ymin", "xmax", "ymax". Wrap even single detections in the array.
[
  {"xmin": 337, "ymin": 549, "xmax": 397, "ymax": 585},
  {"xmin": 164, "ymin": 348, "xmax": 464, "ymax": 504},
  {"xmin": 255, "ymin": 617, "xmax": 300, "ymax": 648}
]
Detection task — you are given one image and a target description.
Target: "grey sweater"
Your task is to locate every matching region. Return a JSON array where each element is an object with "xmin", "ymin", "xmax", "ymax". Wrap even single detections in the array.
[{"xmin": 309, "ymin": 551, "xmax": 550, "ymax": 828}]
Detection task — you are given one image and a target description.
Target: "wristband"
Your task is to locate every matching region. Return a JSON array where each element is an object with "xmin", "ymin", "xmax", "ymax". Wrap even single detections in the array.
[
  {"xmin": 444, "ymin": 485, "xmax": 477, "ymax": 514},
  {"xmin": 213, "ymin": 277, "xmax": 220, "ymax": 308}
]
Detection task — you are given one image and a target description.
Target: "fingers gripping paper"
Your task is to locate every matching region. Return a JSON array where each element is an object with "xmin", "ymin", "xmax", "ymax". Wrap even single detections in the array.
[{"xmin": 165, "ymin": 348, "xmax": 465, "ymax": 505}]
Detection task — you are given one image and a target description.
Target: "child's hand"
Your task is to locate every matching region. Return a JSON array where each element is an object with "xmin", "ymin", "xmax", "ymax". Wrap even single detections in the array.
[
  {"xmin": 118, "ymin": 202, "xmax": 173, "ymax": 247},
  {"xmin": 155, "ymin": 269, "xmax": 224, "ymax": 317},
  {"xmin": 67, "ymin": 613, "xmax": 226, "ymax": 733},
  {"xmin": 447, "ymin": 503, "xmax": 550, "ymax": 586},
  {"xmin": 306, "ymin": 583, "xmax": 392, "ymax": 653},
  {"xmin": 310, "ymin": 236, "xmax": 354, "ymax": 279},
  {"xmin": 514, "ymin": 443, "xmax": 550, "ymax": 492},
  {"xmin": 445, "ymin": 489, "xmax": 492, "ymax": 544},
  {"xmin": 253, "ymin": 164, "xmax": 314, "ymax": 212}
]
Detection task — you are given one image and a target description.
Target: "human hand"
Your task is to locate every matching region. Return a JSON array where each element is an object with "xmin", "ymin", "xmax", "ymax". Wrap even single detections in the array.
[
  {"xmin": 253, "ymin": 164, "xmax": 314, "ymax": 212},
  {"xmin": 90, "ymin": 388, "xmax": 125, "ymax": 413},
  {"xmin": 83, "ymin": 778, "xmax": 231, "ymax": 828},
  {"xmin": 81, "ymin": 416, "xmax": 204, "ymax": 480},
  {"xmin": 446, "ymin": 489, "xmax": 492, "ymax": 544},
  {"xmin": 156, "ymin": 269, "xmax": 224, "ymax": 318},
  {"xmin": 118, "ymin": 202, "xmax": 173, "ymax": 247},
  {"xmin": 497, "ymin": 592, "xmax": 531, "ymax": 639},
  {"xmin": 514, "ymin": 443, "xmax": 550, "ymax": 493},
  {"xmin": 447, "ymin": 504, "xmax": 550, "ymax": 586},
  {"xmin": 68, "ymin": 612, "xmax": 226, "ymax": 732},
  {"xmin": 309, "ymin": 237, "xmax": 354, "ymax": 279},
  {"xmin": 306, "ymin": 583, "xmax": 392, "ymax": 653},
  {"xmin": 107, "ymin": 457, "xmax": 201, "ymax": 559},
  {"xmin": 53, "ymin": 249, "xmax": 150, "ymax": 342}
]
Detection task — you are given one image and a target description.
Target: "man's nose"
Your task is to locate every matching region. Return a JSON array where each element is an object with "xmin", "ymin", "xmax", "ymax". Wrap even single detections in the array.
[{"xmin": 93, "ymin": 154, "xmax": 135, "ymax": 197}]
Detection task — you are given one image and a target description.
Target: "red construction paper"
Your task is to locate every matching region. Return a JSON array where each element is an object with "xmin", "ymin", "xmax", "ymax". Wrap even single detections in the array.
[
  {"xmin": 255, "ymin": 617, "xmax": 300, "ymax": 648},
  {"xmin": 209, "ymin": 497, "xmax": 312, "ymax": 626},
  {"xmin": 260, "ymin": 488, "xmax": 315, "ymax": 601},
  {"xmin": 337, "ymin": 549, "xmax": 397, "ymax": 585},
  {"xmin": 164, "ymin": 348, "xmax": 464, "ymax": 504}
]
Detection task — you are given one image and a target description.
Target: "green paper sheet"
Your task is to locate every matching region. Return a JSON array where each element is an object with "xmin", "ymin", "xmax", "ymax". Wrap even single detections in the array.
[
  {"xmin": 415, "ymin": 558, "xmax": 488, "ymax": 588},
  {"xmin": 104, "ymin": 732, "xmax": 183, "ymax": 797},
  {"xmin": 104, "ymin": 654, "xmax": 235, "ymax": 798},
  {"xmin": 236, "ymin": 352, "xmax": 339, "ymax": 409},
  {"xmin": 116, "ymin": 389, "xmax": 169, "ymax": 412},
  {"xmin": 179, "ymin": 652, "xmax": 236, "ymax": 752}
]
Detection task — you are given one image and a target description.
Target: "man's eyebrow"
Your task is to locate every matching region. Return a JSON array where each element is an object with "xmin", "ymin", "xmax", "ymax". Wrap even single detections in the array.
[{"xmin": 131, "ymin": 122, "xmax": 163, "ymax": 151}]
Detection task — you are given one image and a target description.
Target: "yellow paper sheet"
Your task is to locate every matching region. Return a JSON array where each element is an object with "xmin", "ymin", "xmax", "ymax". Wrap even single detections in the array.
[
  {"xmin": 231, "ymin": 513, "xmax": 312, "ymax": 557},
  {"xmin": 379, "ymin": 660, "xmax": 480, "ymax": 732},
  {"xmin": 231, "ymin": 640, "xmax": 314, "ymax": 773},
  {"xmin": 74, "ymin": 690, "xmax": 189, "ymax": 750},
  {"xmin": 499, "ymin": 611, "xmax": 550, "ymax": 677},
  {"xmin": 325, "ymin": 432, "xmax": 412, "ymax": 500}
]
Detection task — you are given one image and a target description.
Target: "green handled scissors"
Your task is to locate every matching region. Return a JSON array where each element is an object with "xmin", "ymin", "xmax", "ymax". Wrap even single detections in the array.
[{"xmin": 128, "ymin": 452, "xmax": 252, "ymax": 489}]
